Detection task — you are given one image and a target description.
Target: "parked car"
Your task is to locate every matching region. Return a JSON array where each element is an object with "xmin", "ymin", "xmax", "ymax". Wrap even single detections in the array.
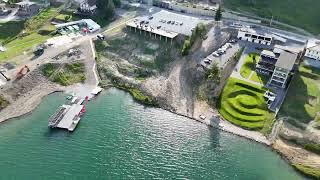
[
  {"xmin": 229, "ymin": 39, "xmax": 237, "ymax": 43},
  {"xmin": 212, "ymin": 52, "xmax": 220, "ymax": 57},
  {"xmin": 97, "ymin": 34, "xmax": 105, "ymax": 40}
]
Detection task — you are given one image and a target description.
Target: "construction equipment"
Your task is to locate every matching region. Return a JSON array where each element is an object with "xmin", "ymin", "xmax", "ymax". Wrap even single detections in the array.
[{"xmin": 16, "ymin": 65, "xmax": 30, "ymax": 80}]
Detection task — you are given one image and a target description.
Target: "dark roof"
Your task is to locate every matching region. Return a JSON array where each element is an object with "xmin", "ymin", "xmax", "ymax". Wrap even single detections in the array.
[{"xmin": 275, "ymin": 51, "xmax": 297, "ymax": 70}]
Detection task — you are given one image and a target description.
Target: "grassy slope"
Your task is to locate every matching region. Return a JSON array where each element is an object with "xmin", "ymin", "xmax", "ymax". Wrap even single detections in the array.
[
  {"xmin": 292, "ymin": 164, "xmax": 320, "ymax": 179},
  {"xmin": 240, "ymin": 53, "xmax": 260, "ymax": 78},
  {"xmin": 223, "ymin": 0, "xmax": 320, "ymax": 35},
  {"xmin": 279, "ymin": 63, "xmax": 320, "ymax": 124},
  {"xmin": 42, "ymin": 63, "xmax": 86, "ymax": 86},
  {"xmin": 218, "ymin": 77, "xmax": 274, "ymax": 132},
  {"xmin": 0, "ymin": 8, "xmax": 59, "ymax": 62}
]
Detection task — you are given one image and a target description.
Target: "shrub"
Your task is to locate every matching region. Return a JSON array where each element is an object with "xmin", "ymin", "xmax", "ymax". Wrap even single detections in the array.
[
  {"xmin": 181, "ymin": 39, "xmax": 191, "ymax": 56},
  {"xmin": 0, "ymin": 95, "xmax": 9, "ymax": 110},
  {"xmin": 304, "ymin": 144, "xmax": 320, "ymax": 155}
]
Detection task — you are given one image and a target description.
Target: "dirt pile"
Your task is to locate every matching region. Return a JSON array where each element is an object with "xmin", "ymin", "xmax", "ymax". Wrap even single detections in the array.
[{"xmin": 0, "ymin": 67, "xmax": 61, "ymax": 122}]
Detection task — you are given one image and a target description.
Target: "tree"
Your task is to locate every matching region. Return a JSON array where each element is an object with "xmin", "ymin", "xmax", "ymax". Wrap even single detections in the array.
[
  {"xmin": 181, "ymin": 39, "xmax": 191, "ymax": 56},
  {"xmin": 215, "ymin": 6, "xmax": 222, "ymax": 21},
  {"xmin": 113, "ymin": 0, "xmax": 121, "ymax": 8},
  {"xmin": 206, "ymin": 63, "xmax": 220, "ymax": 84},
  {"xmin": 97, "ymin": 0, "xmax": 115, "ymax": 20}
]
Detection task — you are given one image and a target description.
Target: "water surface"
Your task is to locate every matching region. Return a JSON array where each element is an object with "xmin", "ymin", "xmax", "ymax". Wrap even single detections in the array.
[{"xmin": 0, "ymin": 88, "xmax": 305, "ymax": 179}]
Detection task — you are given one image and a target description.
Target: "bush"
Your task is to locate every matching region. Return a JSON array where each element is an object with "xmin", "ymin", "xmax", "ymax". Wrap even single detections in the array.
[
  {"xmin": 111, "ymin": 79, "xmax": 158, "ymax": 106},
  {"xmin": 181, "ymin": 39, "xmax": 191, "ymax": 56},
  {"xmin": 293, "ymin": 164, "xmax": 320, "ymax": 179},
  {"xmin": 0, "ymin": 95, "xmax": 9, "ymax": 110},
  {"xmin": 304, "ymin": 144, "xmax": 320, "ymax": 155},
  {"xmin": 181, "ymin": 23, "xmax": 208, "ymax": 56}
]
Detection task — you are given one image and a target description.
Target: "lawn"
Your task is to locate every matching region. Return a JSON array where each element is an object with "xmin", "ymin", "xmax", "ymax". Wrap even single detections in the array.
[
  {"xmin": 0, "ymin": 33, "xmax": 50, "ymax": 61},
  {"xmin": 0, "ymin": 8, "xmax": 59, "ymax": 62},
  {"xmin": 279, "ymin": 63, "xmax": 320, "ymax": 125},
  {"xmin": 223, "ymin": 0, "xmax": 320, "ymax": 35},
  {"xmin": 240, "ymin": 53, "xmax": 260, "ymax": 79},
  {"xmin": 250, "ymin": 71, "xmax": 269, "ymax": 84},
  {"xmin": 218, "ymin": 77, "xmax": 274, "ymax": 132}
]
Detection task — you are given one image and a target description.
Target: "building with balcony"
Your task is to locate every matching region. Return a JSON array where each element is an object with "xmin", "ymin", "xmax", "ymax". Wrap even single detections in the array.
[
  {"xmin": 268, "ymin": 51, "xmax": 297, "ymax": 88},
  {"xmin": 256, "ymin": 50, "xmax": 278, "ymax": 75},
  {"xmin": 305, "ymin": 39, "xmax": 320, "ymax": 61}
]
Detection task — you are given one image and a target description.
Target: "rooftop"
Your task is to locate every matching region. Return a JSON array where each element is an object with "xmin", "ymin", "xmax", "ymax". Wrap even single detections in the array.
[
  {"xmin": 261, "ymin": 50, "xmax": 276, "ymax": 58},
  {"xmin": 274, "ymin": 44, "xmax": 304, "ymax": 55},
  {"xmin": 16, "ymin": 1, "xmax": 36, "ymax": 6},
  {"xmin": 239, "ymin": 27, "xmax": 272, "ymax": 38},
  {"xmin": 275, "ymin": 51, "xmax": 297, "ymax": 70},
  {"xmin": 130, "ymin": 10, "xmax": 206, "ymax": 36},
  {"xmin": 307, "ymin": 39, "xmax": 320, "ymax": 52}
]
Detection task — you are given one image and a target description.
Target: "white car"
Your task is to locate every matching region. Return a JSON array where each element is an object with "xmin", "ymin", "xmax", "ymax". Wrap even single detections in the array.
[
  {"xmin": 97, "ymin": 34, "xmax": 105, "ymax": 40},
  {"xmin": 212, "ymin": 52, "xmax": 220, "ymax": 57}
]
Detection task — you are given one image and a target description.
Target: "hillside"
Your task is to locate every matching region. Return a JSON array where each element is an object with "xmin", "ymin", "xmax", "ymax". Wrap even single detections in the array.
[{"xmin": 223, "ymin": 0, "xmax": 320, "ymax": 35}]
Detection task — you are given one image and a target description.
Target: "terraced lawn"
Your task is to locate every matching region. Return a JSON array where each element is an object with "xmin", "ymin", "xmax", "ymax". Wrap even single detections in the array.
[{"xmin": 218, "ymin": 77, "xmax": 274, "ymax": 132}]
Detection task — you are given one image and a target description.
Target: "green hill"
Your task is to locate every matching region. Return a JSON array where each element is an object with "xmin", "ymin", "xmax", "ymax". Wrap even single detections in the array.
[{"xmin": 223, "ymin": 0, "xmax": 320, "ymax": 35}]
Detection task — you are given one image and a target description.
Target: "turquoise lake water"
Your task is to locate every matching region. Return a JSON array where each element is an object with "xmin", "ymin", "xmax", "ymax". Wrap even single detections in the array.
[{"xmin": 0, "ymin": 88, "xmax": 306, "ymax": 179}]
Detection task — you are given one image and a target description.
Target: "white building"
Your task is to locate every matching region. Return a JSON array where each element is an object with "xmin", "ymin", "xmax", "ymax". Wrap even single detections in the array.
[
  {"xmin": 55, "ymin": 19, "xmax": 100, "ymax": 33},
  {"xmin": 305, "ymin": 39, "xmax": 320, "ymax": 61},
  {"xmin": 237, "ymin": 28, "xmax": 272, "ymax": 45}
]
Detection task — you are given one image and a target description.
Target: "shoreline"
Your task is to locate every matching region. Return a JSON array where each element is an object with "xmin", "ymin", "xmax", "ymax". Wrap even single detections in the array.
[
  {"xmin": 0, "ymin": 86, "xmax": 316, "ymax": 179},
  {"xmin": 0, "ymin": 85, "xmax": 270, "ymax": 145}
]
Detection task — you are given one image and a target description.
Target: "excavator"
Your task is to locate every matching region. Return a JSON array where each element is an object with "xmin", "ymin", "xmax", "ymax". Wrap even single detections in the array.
[{"xmin": 16, "ymin": 65, "xmax": 30, "ymax": 80}]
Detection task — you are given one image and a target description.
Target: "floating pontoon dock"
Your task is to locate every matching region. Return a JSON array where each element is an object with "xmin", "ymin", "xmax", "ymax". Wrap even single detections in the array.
[{"xmin": 48, "ymin": 103, "xmax": 85, "ymax": 132}]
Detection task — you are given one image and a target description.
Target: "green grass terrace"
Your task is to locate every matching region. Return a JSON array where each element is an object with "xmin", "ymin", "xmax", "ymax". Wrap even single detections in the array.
[{"xmin": 218, "ymin": 77, "xmax": 274, "ymax": 134}]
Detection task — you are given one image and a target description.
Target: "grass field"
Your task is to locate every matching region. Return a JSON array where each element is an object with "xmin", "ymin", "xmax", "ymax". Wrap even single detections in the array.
[
  {"xmin": 218, "ymin": 77, "xmax": 274, "ymax": 132},
  {"xmin": 250, "ymin": 71, "xmax": 269, "ymax": 84},
  {"xmin": 223, "ymin": 0, "xmax": 320, "ymax": 35},
  {"xmin": 0, "ymin": 8, "xmax": 59, "ymax": 62},
  {"xmin": 279, "ymin": 63, "xmax": 320, "ymax": 125},
  {"xmin": 240, "ymin": 53, "xmax": 270, "ymax": 84},
  {"xmin": 240, "ymin": 53, "xmax": 260, "ymax": 78}
]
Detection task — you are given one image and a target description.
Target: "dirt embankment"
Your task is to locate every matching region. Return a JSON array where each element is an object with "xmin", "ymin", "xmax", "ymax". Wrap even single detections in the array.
[
  {"xmin": 0, "ymin": 68, "xmax": 62, "ymax": 122},
  {"xmin": 272, "ymin": 120, "xmax": 320, "ymax": 178}
]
